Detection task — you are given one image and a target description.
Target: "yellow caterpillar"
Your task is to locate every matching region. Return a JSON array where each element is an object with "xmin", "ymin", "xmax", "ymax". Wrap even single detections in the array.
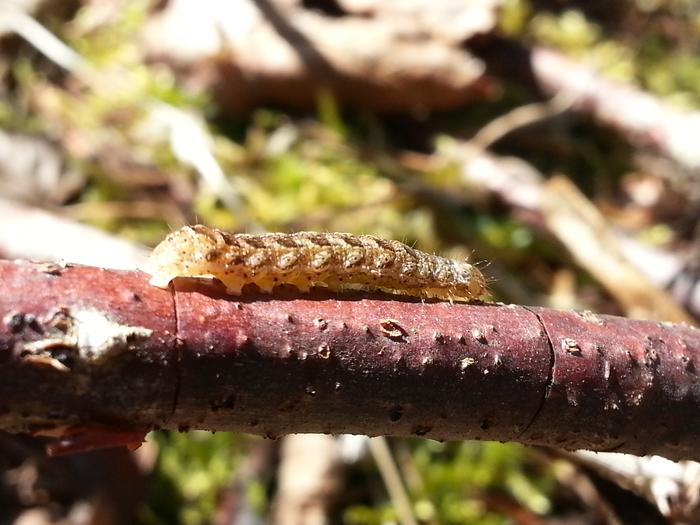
[{"xmin": 143, "ymin": 225, "xmax": 486, "ymax": 301}]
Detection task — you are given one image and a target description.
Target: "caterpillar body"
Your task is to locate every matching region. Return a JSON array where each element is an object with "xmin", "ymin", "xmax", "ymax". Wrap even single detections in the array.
[{"xmin": 143, "ymin": 225, "xmax": 486, "ymax": 301}]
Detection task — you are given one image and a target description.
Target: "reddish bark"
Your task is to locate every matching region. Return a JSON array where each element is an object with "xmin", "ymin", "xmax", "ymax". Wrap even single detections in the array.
[
  {"xmin": 0, "ymin": 260, "xmax": 699, "ymax": 460},
  {"xmin": 0, "ymin": 261, "xmax": 177, "ymax": 435}
]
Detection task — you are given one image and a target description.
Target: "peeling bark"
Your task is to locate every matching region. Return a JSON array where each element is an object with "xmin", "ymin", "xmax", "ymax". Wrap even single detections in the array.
[{"xmin": 1, "ymin": 260, "xmax": 699, "ymax": 460}]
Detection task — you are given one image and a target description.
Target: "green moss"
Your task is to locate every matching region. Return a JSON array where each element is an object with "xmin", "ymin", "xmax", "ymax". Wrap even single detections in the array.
[
  {"xmin": 509, "ymin": 2, "xmax": 700, "ymax": 105},
  {"xmin": 141, "ymin": 432, "xmax": 256, "ymax": 525}
]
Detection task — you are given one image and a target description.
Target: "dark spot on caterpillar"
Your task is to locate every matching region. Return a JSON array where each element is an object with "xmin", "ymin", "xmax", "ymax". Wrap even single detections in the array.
[
  {"xmin": 342, "ymin": 235, "xmax": 365, "ymax": 247},
  {"xmin": 240, "ymin": 236, "xmax": 267, "ymax": 249},
  {"xmin": 275, "ymin": 236, "xmax": 302, "ymax": 248}
]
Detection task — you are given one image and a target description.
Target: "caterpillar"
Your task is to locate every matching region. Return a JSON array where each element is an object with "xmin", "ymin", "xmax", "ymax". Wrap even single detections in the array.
[{"xmin": 143, "ymin": 225, "xmax": 486, "ymax": 301}]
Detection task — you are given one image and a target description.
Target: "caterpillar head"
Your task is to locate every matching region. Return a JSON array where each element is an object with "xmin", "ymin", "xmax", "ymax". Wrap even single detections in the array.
[{"xmin": 142, "ymin": 225, "xmax": 223, "ymax": 287}]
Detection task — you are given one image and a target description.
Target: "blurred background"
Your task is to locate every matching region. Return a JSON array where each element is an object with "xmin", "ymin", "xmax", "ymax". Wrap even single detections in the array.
[{"xmin": 1, "ymin": 0, "xmax": 699, "ymax": 523}]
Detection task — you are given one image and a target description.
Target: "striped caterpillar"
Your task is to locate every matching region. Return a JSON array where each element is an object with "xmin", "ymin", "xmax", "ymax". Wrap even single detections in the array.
[{"xmin": 143, "ymin": 225, "xmax": 486, "ymax": 301}]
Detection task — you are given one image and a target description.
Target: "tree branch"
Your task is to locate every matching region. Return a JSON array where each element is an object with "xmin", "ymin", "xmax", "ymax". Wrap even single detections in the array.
[
  {"xmin": 468, "ymin": 35, "xmax": 700, "ymax": 171},
  {"xmin": 1, "ymin": 260, "xmax": 699, "ymax": 460}
]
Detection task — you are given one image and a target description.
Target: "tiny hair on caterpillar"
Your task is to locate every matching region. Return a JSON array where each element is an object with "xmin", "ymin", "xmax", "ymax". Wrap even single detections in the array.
[{"xmin": 143, "ymin": 225, "xmax": 487, "ymax": 302}]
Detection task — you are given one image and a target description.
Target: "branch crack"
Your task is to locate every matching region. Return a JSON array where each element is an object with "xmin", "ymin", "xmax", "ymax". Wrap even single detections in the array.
[
  {"xmin": 167, "ymin": 282, "xmax": 182, "ymax": 420},
  {"xmin": 517, "ymin": 306, "xmax": 555, "ymax": 438}
]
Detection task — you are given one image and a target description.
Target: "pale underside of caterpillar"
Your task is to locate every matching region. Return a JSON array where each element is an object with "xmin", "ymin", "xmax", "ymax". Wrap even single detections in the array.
[{"xmin": 143, "ymin": 225, "xmax": 487, "ymax": 301}]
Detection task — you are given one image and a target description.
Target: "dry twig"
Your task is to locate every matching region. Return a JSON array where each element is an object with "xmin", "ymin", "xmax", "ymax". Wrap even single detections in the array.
[
  {"xmin": 1, "ymin": 260, "xmax": 700, "ymax": 461},
  {"xmin": 541, "ymin": 176, "xmax": 693, "ymax": 323}
]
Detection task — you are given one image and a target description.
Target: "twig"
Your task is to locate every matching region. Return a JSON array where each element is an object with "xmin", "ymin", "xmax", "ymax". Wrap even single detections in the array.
[
  {"xmin": 273, "ymin": 434, "xmax": 344, "ymax": 525},
  {"xmin": 368, "ymin": 437, "xmax": 418, "ymax": 525},
  {"xmin": 2, "ymin": 260, "xmax": 700, "ymax": 460},
  {"xmin": 541, "ymin": 176, "xmax": 693, "ymax": 323},
  {"xmin": 2, "ymin": 7, "xmax": 256, "ymax": 227},
  {"xmin": 438, "ymin": 141, "xmax": 700, "ymax": 319},
  {"xmin": 562, "ymin": 450, "xmax": 700, "ymax": 521},
  {"xmin": 469, "ymin": 91, "xmax": 576, "ymax": 152},
  {"xmin": 0, "ymin": 6, "xmax": 90, "ymax": 76},
  {"xmin": 468, "ymin": 36, "xmax": 700, "ymax": 171}
]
